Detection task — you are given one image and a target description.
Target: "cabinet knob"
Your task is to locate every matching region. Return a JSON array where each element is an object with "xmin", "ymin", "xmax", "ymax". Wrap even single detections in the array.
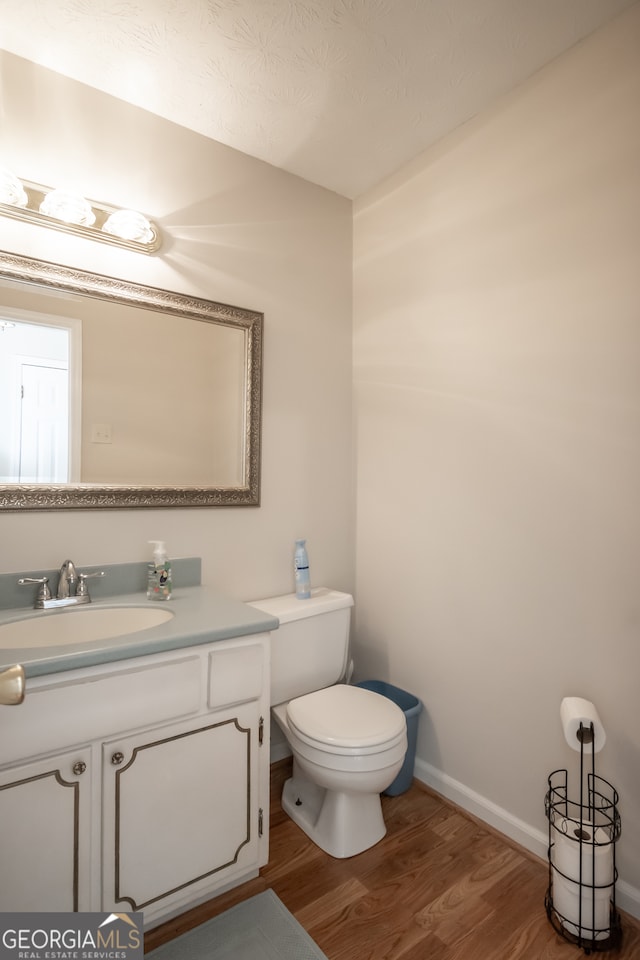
[
  {"xmin": 72, "ymin": 760, "xmax": 87, "ymax": 776},
  {"xmin": 111, "ymin": 751, "xmax": 125, "ymax": 765},
  {"xmin": 0, "ymin": 664, "xmax": 25, "ymax": 706}
]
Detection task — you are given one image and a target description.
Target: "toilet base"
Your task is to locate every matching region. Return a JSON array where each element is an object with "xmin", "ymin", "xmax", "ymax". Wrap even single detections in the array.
[{"xmin": 281, "ymin": 771, "xmax": 387, "ymax": 859}]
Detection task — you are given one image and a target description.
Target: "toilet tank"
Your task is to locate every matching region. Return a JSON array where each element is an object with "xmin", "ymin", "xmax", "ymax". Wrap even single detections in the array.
[{"xmin": 249, "ymin": 588, "xmax": 354, "ymax": 706}]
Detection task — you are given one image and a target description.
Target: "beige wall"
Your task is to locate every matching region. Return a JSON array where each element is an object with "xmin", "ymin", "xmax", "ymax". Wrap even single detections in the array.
[
  {"xmin": 354, "ymin": 5, "xmax": 640, "ymax": 911},
  {"xmin": 0, "ymin": 51, "xmax": 354, "ymax": 601}
]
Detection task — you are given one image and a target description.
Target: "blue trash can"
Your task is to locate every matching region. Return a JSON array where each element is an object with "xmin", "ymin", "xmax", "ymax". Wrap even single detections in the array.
[{"xmin": 355, "ymin": 680, "xmax": 422, "ymax": 796}]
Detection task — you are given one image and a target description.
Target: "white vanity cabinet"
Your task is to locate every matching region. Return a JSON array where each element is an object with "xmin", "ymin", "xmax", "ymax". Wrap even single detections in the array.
[
  {"xmin": 0, "ymin": 633, "xmax": 270, "ymax": 926},
  {"xmin": 0, "ymin": 745, "xmax": 93, "ymax": 912},
  {"xmin": 102, "ymin": 702, "xmax": 261, "ymax": 921}
]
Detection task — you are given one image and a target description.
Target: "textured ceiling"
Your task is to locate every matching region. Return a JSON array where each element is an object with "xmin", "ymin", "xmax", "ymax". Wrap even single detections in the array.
[{"xmin": 1, "ymin": 0, "xmax": 636, "ymax": 198}]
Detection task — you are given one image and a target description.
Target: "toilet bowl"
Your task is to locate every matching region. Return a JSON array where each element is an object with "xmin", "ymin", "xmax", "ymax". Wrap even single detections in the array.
[
  {"xmin": 250, "ymin": 588, "xmax": 408, "ymax": 859},
  {"xmin": 273, "ymin": 683, "xmax": 407, "ymax": 858}
]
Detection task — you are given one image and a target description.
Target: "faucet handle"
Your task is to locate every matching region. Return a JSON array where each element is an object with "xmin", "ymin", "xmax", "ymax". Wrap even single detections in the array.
[
  {"xmin": 76, "ymin": 570, "xmax": 105, "ymax": 599},
  {"xmin": 18, "ymin": 576, "xmax": 52, "ymax": 605}
]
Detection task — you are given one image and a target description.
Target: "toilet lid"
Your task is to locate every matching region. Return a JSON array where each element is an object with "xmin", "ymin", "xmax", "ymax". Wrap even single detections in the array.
[{"xmin": 287, "ymin": 684, "xmax": 406, "ymax": 749}]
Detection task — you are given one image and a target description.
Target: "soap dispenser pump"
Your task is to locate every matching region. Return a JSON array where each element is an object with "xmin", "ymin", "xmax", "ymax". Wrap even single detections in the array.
[{"xmin": 147, "ymin": 540, "xmax": 172, "ymax": 601}]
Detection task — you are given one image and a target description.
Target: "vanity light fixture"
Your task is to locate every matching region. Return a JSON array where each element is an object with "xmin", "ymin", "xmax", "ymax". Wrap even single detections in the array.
[
  {"xmin": 0, "ymin": 169, "xmax": 28, "ymax": 208},
  {"xmin": 39, "ymin": 188, "xmax": 96, "ymax": 226},
  {"xmin": 0, "ymin": 168, "xmax": 161, "ymax": 254}
]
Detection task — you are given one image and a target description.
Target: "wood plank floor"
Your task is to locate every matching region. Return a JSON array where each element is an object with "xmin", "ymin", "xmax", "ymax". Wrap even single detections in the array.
[{"xmin": 145, "ymin": 759, "xmax": 640, "ymax": 958}]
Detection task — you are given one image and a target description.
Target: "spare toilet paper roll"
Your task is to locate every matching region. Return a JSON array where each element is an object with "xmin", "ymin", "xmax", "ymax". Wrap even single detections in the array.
[
  {"xmin": 551, "ymin": 819, "xmax": 613, "ymax": 940},
  {"xmin": 551, "ymin": 818, "xmax": 613, "ymax": 886},
  {"xmin": 560, "ymin": 697, "xmax": 606, "ymax": 753},
  {"xmin": 553, "ymin": 872, "xmax": 611, "ymax": 941}
]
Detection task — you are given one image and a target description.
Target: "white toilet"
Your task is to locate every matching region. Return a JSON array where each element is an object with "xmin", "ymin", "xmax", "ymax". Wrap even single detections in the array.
[{"xmin": 250, "ymin": 588, "xmax": 407, "ymax": 858}]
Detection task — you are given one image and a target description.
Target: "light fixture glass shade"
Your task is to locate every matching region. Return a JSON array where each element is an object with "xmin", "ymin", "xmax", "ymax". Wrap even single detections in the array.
[
  {"xmin": 0, "ymin": 169, "xmax": 28, "ymax": 207},
  {"xmin": 0, "ymin": 172, "xmax": 160, "ymax": 253},
  {"xmin": 40, "ymin": 189, "xmax": 96, "ymax": 226},
  {"xmin": 102, "ymin": 208, "xmax": 155, "ymax": 244}
]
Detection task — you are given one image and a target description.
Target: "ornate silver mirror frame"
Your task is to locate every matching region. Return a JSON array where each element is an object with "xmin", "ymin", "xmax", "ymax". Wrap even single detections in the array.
[{"xmin": 0, "ymin": 251, "xmax": 262, "ymax": 510}]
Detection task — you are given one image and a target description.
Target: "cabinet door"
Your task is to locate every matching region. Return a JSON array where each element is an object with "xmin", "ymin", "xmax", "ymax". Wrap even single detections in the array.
[
  {"xmin": 0, "ymin": 747, "xmax": 92, "ymax": 912},
  {"xmin": 102, "ymin": 704, "xmax": 262, "ymax": 917}
]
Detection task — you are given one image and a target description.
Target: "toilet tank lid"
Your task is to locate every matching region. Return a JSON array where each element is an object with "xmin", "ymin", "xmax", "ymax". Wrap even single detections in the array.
[{"xmin": 249, "ymin": 588, "xmax": 353, "ymax": 624}]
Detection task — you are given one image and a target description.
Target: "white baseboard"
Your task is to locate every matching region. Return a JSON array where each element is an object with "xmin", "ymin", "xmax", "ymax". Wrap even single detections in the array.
[{"xmin": 414, "ymin": 757, "xmax": 640, "ymax": 923}]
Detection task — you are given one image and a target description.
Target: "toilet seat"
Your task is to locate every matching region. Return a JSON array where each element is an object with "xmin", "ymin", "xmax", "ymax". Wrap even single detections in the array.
[{"xmin": 286, "ymin": 684, "xmax": 406, "ymax": 755}]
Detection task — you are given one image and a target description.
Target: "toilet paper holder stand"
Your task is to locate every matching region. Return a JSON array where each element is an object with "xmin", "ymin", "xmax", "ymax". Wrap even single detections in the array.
[{"xmin": 545, "ymin": 722, "xmax": 622, "ymax": 954}]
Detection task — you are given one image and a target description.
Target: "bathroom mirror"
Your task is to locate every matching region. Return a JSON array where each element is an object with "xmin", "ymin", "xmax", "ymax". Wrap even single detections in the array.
[{"xmin": 0, "ymin": 251, "xmax": 262, "ymax": 510}]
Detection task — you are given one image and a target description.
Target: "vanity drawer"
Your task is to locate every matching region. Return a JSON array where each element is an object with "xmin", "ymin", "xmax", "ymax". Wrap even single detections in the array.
[
  {"xmin": 0, "ymin": 655, "xmax": 201, "ymax": 765},
  {"xmin": 208, "ymin": 641, "xmax": 266, "ymax": 709}
]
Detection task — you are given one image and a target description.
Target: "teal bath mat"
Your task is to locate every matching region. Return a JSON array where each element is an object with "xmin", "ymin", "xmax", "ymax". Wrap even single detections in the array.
[{"xmin": 146, "ymin": 890, "xmax": 328, "ymax": 960}]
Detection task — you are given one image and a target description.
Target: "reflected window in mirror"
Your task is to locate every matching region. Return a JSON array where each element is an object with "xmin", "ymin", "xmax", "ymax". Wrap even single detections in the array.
[{"xmin": 0, "ymin": 313, "xmax": 81, "ymax": 484}]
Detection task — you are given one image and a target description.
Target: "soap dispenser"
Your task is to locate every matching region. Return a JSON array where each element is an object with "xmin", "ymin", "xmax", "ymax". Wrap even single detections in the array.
[{"xmin": 147, "ymin": 540, "xmax": 172, "ymax": 600}]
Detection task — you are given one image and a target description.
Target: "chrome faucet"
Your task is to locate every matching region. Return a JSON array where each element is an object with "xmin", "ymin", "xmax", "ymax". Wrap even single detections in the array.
[
  {"xmin": 18, "ymin": 560, "xmax": 105, "ymax": 609},
  {"xmin": 57, "ymin": 559, "xmax": 78, "ymax": 599}
]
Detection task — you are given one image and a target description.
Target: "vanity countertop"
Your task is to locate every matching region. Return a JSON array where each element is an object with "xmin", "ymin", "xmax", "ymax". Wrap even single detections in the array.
[{"xmin": 0, "ymin": 586, "xmax": 279, "ymax": 678}]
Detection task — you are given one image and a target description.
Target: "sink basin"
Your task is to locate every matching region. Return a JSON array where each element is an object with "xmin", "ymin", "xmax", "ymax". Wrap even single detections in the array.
[{"xmin": 0, "ymin": 606, "xmax": 175, "ymax": 648}]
